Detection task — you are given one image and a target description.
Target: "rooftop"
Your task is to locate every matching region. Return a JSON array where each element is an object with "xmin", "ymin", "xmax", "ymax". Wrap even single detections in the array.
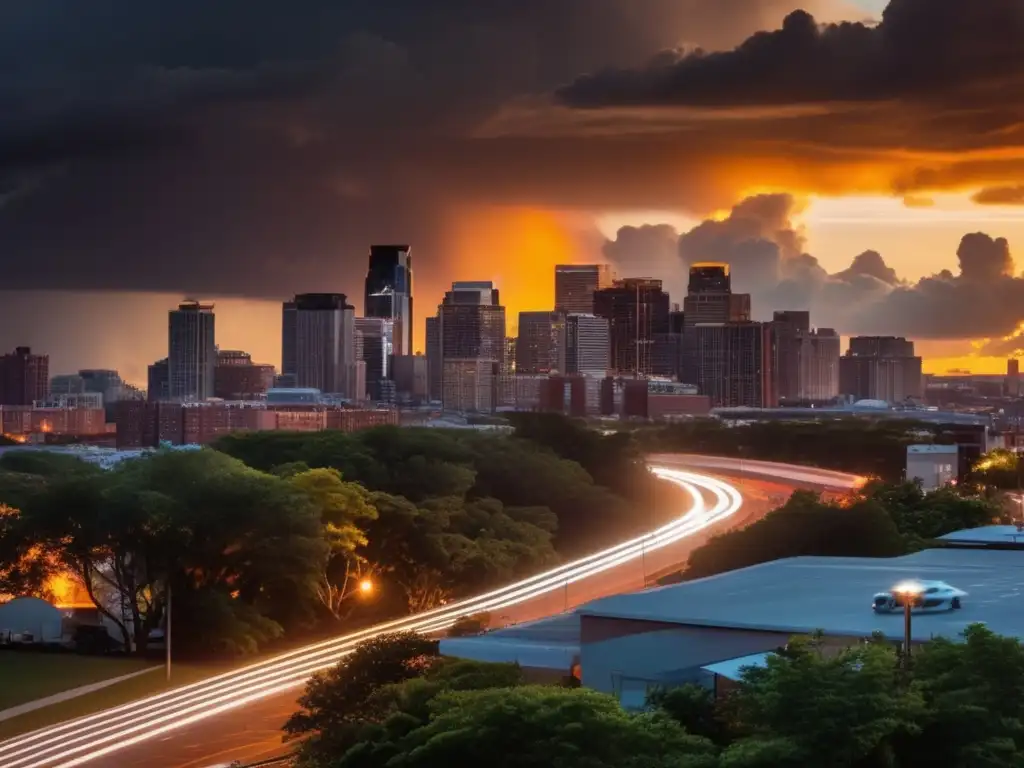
[
  {"xmin": 579, "ymin": 548, "xmax": 1024, "ymax": 643},
  {"xmin": 439, "ymin": 613, "xmax": 580, "ymax": 670},
  {"xmin": 939, "ymin": 525, "xmax": 1024, "ymax": 547}
]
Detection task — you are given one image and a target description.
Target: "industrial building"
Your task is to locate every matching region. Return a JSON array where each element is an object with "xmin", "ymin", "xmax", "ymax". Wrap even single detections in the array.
[{"xmin": 441, "ymin": 546, "xmax": 1024, "ymax": 708}]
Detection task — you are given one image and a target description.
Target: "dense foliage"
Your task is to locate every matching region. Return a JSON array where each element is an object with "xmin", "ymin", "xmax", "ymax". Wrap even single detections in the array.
[
  {"xmin": 0, "ymin": 418, "xmax": 671, "ymax": 657},
  {"xmin": 680, "ymin": 482, "xmax": 1005, "ymax": 582},
  {"xmin": 287, "ymin": 626, "xmax": 1024, "ymax": 768},
  {"xmin": 636, "ymin": 418, "xmax": 960, "ymax": 482}
]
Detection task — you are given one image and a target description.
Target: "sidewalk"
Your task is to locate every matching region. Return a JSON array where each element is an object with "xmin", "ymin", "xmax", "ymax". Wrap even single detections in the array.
[{"xmin": 0, "ymin": 666, "xmax": 160, "ymax": 723}]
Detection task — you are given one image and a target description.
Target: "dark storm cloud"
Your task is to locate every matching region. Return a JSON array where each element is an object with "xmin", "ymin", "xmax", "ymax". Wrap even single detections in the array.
[
  {"xmin": 557, "ymin": 0, "xmax": 1024, "ymax": 108},
  {"xmin": 972, "ymin": 185, "xmax": 1024, "ymax": 205},
  {"xmin": 604, "ymin": 194, "xmax": 1024, "ymax": 341},
  {"xmin": 0, "ymin": 0, "xmax": 833, "ymax": 302}
]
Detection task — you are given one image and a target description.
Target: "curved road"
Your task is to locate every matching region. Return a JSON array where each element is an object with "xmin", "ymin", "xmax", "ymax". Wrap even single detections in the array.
[{"xmin": 0, "ymin": 457, "xmax": 861, "ymax": 768}]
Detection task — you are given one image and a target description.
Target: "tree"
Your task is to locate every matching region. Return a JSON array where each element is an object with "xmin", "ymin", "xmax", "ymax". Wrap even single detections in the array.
[
  {"xmin": 865, "ymin": 481, "xmax": 1005, "ymax": 542},
  {"xmin": 720, "ymin": 637, "xmax": 918, "ymax": 768},
  {"xmin": 648, "ymin": 683, "xmax": 728, "ymax": 745},
  {"xmin": 287, "ymin": 468, "xmax": 378, "ymax": 620},
  {"xmin": 898, "ymin": 624, "xmax": 1024, "ymax": 768},
  {"xmin": 286, "ymin": 632, "xmax": 439, "ymax": 762},
  {"xmin": 685, "ymin": 491, "xmax": 906, "ymax": 580},
  {"xmin": 377, "ymin": 686, "xmax": 718, "ymax": 768},
  {"xmin": 971, "ymin": 449, "xmax": 1022, "ymax": 491}
]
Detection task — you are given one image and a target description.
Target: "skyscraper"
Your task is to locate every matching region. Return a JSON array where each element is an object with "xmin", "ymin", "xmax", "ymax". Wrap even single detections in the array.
[
  {"xmin": 0, "ymin": 347, "xmax": 49, "ymax": 405},
  {"xmin": 365, "ymin": 245, "xmax": 413, "ymax": 356},
  {"xmin": 285, "ymin": 293, "xmax": 360, "ymax": 397},
  {"xmin": 799, "ymin": 328, "xmax": 840, "ymax": 401},
  {"xmin": 555, "ymin": 264, "xmax": 613, "ymax": 314},
  {"xmin": 839, "ymin": 336, "xmax": 923, "ymax": 403},
  {"xmin": 563, "ymin": 314, "xmax": 610, "ymax": 376},
  {"xmin": 680, "ymin": 264, "xmax": 751, "ymax": 385},
  {"xmin": 515, "ymin": 311, "xmax": 561, "ymax": 374},
  {"xmin": 772, "ymin": 311, "xmax": 811, "ymax": 402},
  {"xmin": 168, "ymin": 301, "xmax": 216, "ymax": 401},
  {"xmin": 439, "ymin": 281, "xmax": 506, "ymax": 412},
  {"xmin": 426, "ymin": 315, "xmax": 441, "ymax": 402},
  {"xmin": 692, "ymin": 322, "xmax": 776, "ymax": 408},
  {"xmin": 593, "ymin": 278, "xmax": 670, "ymax": 377},
  {"xmin": 355, "ymin": 317, "xmax": 394, "ymax": 400}
]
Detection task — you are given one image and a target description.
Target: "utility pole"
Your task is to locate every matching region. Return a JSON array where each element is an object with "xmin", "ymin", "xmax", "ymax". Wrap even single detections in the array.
[{"xmin": 165, "ymin": 582, "xmax": 172, "ymax": 683}]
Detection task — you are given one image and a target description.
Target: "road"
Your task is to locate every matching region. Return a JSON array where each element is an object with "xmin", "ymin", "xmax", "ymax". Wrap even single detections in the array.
[{"xmin": 0, "ymin": 457, "xmax": 860, "ymax": 768}]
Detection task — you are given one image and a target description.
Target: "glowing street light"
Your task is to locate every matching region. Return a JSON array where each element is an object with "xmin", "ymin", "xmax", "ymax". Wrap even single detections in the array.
[
  {"xmin": 358, "ymin": 578, "xmax": 374, "ymax": 595},
  {"xmin": 892, "ymin": 581, "xmax": 924, "ymax": 669}
]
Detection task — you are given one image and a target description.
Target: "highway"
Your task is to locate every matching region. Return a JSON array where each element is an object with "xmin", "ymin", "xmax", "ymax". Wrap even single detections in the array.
[{"xmin": 0, "ymin": 457, "xmax": 861, "ymax": 768}]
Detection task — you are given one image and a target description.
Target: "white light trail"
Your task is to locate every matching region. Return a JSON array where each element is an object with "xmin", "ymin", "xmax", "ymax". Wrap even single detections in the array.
[{"xmin": 0, "ymin": 466, "xmax": 744, "ymax": 768}]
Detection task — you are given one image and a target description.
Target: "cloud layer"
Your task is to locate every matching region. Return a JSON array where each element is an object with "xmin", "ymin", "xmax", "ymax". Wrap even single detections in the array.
[{"xmin": 603, "ymin": 193, "xmax": 1024, "ymax": 347}]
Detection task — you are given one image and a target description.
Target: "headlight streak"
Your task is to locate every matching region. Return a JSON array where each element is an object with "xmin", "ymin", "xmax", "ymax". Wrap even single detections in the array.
[{"xmin": 0, "ymin": 467, "xmax": 743, "ymax": 768}]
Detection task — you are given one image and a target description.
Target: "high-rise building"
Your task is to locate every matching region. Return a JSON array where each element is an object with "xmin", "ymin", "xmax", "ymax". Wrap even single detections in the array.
[
  {"xmin": 555, "ymin": 264, "xmax": 613, "ymax": 314},
  {"xmin": 147, "ymin": 358, "xmax": 169, "ymax": 402},
  {"xmin": 515, "ymin": 311, "xmax": 561, "ymax": 374},
  {"xmin": 392, "ymin": 355, "xmax": 429, "ymax": 402},
  {"xmin": 1008, "ymin": 358, "xmax": 1020, "ymax": 397},
  {"xmin": 839, "ymin": 336, "xmax": 923, "ymax": 403},
  {"xmin": 0, "ymin": 347, "xmax": 49, "ymax": 406},
  {"xmin": 439, "ymin": 281, "xmax": 506, "ymax": 412},
  {"xmin": 355, "ymin": 317, "xmax": 394, "ymax": 401},
  {"xmin": 692, "ymin": 322, "xmax": 776, "ymax": 408},
  {"xmin": 772, "ymin": 311, "xmax": 811, "ymax": 402},
  {"xmin": 563, "ymin": 314, "xmax": 610, "ymax": 376},
  {"xmin": 50, "ymin": 374, "xmax": 87, "ymax": 395},
  {"xmin": 426, "ymin": 316, "xmax": 441, "ymax": 402},
  {"xmin": 281, "ymin": 300, "xmax": 297, "ymax": 379},
  {"xmin": 79, "ymin": 369, "xmax": 125, "ymax": 404},
  {"xmin": 168, "ymin": 301, "xmax": 216, "ymax": 401},
  {"xmin": 593, "ymin": 278, "xmax": 670, "ymax": 377},
  {"xmin": 682, "ymin": 264, "xmax": 750, "ymax": 327},
  {"xmin": 285, "ymin": 293, "xmax": 360, "ymax": 398},
  {"xmin": 365, "ymin": 245, "xmax": 413, "ymax": 356},
  {"xmin": 797, "ymin": 328, "xmax": 841, "ymax": 401}
]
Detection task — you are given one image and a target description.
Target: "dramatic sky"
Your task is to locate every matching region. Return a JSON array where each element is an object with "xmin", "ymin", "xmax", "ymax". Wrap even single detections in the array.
[{"xmin": 4, "ymin": 0, "xmax": 1024, "ymax": 382}]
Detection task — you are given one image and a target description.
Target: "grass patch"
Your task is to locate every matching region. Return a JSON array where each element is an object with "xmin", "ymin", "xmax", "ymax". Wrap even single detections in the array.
[{"xmin": 0, "ymin": 652, "xmax": 155, "ymax": 711}]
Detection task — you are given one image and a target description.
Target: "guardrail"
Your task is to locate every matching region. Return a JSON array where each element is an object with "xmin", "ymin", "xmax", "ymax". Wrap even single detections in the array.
[{"xmin": 231, "ymin": 756, "xmax": 293, "ymax": 768}]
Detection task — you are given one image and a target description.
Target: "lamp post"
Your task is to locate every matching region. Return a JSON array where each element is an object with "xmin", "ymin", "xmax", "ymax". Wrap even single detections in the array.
[{"xmin": 892, "ymin": 581, "xmax": 923, "ymax": 672}]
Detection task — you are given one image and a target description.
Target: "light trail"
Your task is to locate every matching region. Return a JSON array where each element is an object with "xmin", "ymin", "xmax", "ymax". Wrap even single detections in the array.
[{"xmin": 0, "ymin": 467, "xmax": 743, "ymax": 768}]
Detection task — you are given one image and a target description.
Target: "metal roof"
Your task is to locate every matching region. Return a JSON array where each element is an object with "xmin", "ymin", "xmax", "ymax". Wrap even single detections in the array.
[{"xmin": 578, "ymin": 548, "xmax": 1024, "ymax": 643}]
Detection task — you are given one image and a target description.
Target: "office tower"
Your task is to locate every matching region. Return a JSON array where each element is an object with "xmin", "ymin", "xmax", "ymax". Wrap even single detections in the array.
[
  {"xmin": 682, "ymin": 263, "xmax": 751, "ymax": 327},
  {"xmin": 515, "ymin": 311, "xmax": 562, "ymax": 374},
  {"xmin": 1008, "ymin": 359, "xmax": 1021, "ymax": 397},
  {"xmin": 651, "ymin": 333, "xmax": 683, "ymax": 379},
  {"xmin": 168, "ymin": 301, "xmax": 216, "ymax": 401},
  {"xmin": 439, "ymin": 281, "xmax": 506, "ymax": 412},
  {"xmin": 593, "ymin": 278, "xmax": 670, "ymax": 377},
  {"xmin": 392, "ymin": 355, "xmax": 429, "ymax": 402},
  {"xmin": 365, "ymin": 245, "xmax": 413, "ymax": 356},
  {"xmin": 692, "ymin": 322, "xmax": 776, "ymax": 408},
  {"xmin": 147, "ymin": 358, "xmax": 170, "ymax": 402},
  {"xmin": 214, "ymin": 350, "xmax": 275, "ymax": 400},
  {"xmin": 355, "ymin": 317, "xmax": 394, "ymax": 400},
  {"xmin": 79, "ymin": 369, "xmax": 125, "ymax": 404},
  {"xmin": 426, "ymin": 316, "xmax": 441, "ymax": 401},
  {"xmin": 281, "ymin": 300, "xmax": 297, "ymax": 378},
  {"xmin": 554, "ymin": 264, "xmax": 613, "ymax": 314},
  {"xmin": 50, "ymin": 374, "xmax": 87, "ymax": 395},
  {"xmin": 563, "ymin": 314, "xmax": 610, "ymax": 376},
  {"xmin": 839, "ymin": 336, "xmax": 923, "ymax": 403},
  {"xmin": 772, "ymin": 311, "xmax": 811, "ymax": 402},
  {"xmin": 287, "ymin": 293, "xmax": 359, "ymax": 397},
  {"xmin": 799, "ymin": 328, "xmax": 841, "ymax": 401},
  {"xmin": 669, "ymin": 309, "xmax": 686, "ymax": 335},
  {"xmin": 0, "ymin": 347, "xmax": 49, "ymax": 405}
]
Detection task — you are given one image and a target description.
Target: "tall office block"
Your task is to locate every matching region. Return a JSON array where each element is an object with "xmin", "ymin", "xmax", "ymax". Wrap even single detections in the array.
[
  {"xmin": 1008, "ymin": 358, "xmax": 1020, "ymax": 397},
  {"xmin": 439, "ymin": 281, "xmax": 505, "ymax": 412},
  {"xmin": 772, "ymin": 311, "xmax": 811, "ymax": 402},
  {"xmin": 426, "ymin": 316, "xmax": 441, "ymax": 401},
  {"xmin": 0, "ymin": 347, "xmax": 49, "ymax": 405},
  {"xmin": 555, "ymin": 264, "xmax": 613, "ymax": 314},
  {"xmin": 593, "ymin": 278, "xmax": 670, "ymax": 377},
  {"xmin": 515, "ymin": 311, "xmax": 561, "ymax": 374},
  {"xmin": 839, "ymin": 336, "xmax": 923, "ymax": 403},
  {"xmin": 692, "ymin": 322, "xmax": 776, "ymax": 408},
  {"xmin": 286, "ymin": 293, "xmax": 359, "ymax": 397},
  {"xmin": 563, "ymin": 314, "xmax": 610, "ymax": 376},
  {"xmin": 282, "ymin": 301, "xmax": 297, "ymax": 378},
  {"xmin": 168, "ymin": 301, "xmax": 216, "ymax": 401},
  {"xmin": 355, "ymin": 317, "xmax": 394, "ymax": 400},
  {"xmin": 681, "ymin": 264, "xmax": 751, "ymax": 385},
  {"xmin": 799, "ymin": 328, "xmax": 840, "ymax": 401},
  {"xmin": 365, "ymin": 245, "xmax": 413, "ymax": 356}
]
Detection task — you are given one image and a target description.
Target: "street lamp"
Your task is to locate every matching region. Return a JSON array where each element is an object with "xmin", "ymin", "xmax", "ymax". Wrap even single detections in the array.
[
  {"xmin": 358, "ymin": 578, "xmax": 374, "ymax": 595},
  {"xmin": 892, "ymin": 581, "xmax": 924, "ymax": 670}
]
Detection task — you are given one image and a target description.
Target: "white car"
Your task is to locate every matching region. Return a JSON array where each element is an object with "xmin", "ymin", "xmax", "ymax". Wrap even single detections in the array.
[{"xmin": 872, "ymin": 580, "xmax": 967, "ymax": 613}]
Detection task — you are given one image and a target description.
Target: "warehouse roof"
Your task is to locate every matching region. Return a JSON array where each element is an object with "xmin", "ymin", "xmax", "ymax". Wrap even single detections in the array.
[
  {"xmin": 579, "ymin": 548, "xmax": 1024, "ymax": 643},
  {"xmin": 439, "ymin": 613, "xmax": 580, "ymax": 670}
]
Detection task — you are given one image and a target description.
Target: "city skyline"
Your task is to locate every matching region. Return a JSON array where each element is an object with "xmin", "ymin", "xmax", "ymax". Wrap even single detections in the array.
[{"xmin": 6, "ymin": 2, "xmax": 1024, "ymax": 377}]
